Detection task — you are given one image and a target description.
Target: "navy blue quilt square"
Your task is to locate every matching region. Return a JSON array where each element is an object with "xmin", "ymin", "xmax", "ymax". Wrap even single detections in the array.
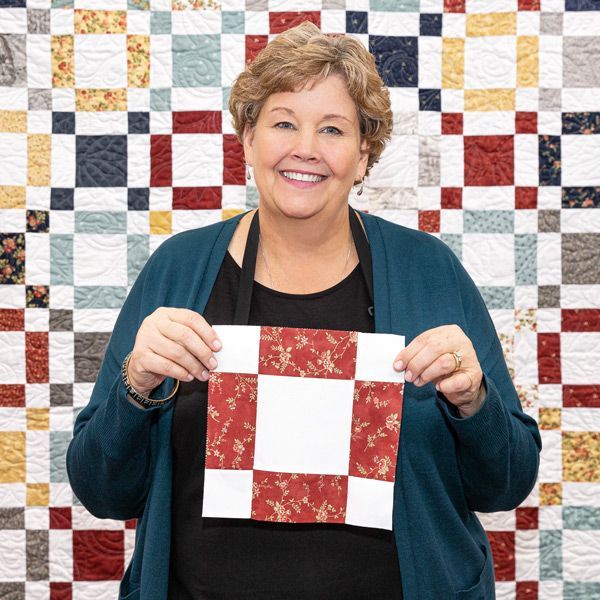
[
  {"xmin": 565, "ymin": 0, "xmax": 600, "ymax": 9},
  {"xmin": 419, "ymin": 89, "xmax": 441, "ymax": 112},
  {"xmin": 52, "ymin": 112, "xmax": 75, "ymax": 135},
  {"xmin": 420, "ymin": 14, "xmax": 442, "ymax": 36},
  {"xmin": 128, "ymin": 112, "xmax": 150, "ymax": 134},
  {"xmin": 346, "ymin": 11, "xmax": 368, "ymax": 34},
  {"xmin": 128, "ymin": 188, "xmax": 150, "ymax": 210},
  {"xmin": 50, "ymin": 188, "xmax": 74, "ymax": 210},
  {"xmin": 370, "ymin": 36, "xmax": 418, "ymax": 87},
  {"xmin": 76, "ymin": 135, "xmax": 127, "ymax": 187}
]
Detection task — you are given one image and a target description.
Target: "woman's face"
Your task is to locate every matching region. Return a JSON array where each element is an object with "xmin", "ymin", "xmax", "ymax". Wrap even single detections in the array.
[{"xmin": 243, "ymin": 73, "xmax": 370, "ymax": 223}]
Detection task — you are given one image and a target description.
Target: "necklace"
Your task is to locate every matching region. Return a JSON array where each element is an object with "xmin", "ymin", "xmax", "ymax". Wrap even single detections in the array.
[{"xmin": 259, "ymin": 231, "xmax": 353, "ymax": 290}]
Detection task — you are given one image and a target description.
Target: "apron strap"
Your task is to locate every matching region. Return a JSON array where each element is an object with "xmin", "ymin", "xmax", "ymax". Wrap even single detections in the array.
[{"xmin": 233, "ymin": 206, "xmax": 374, "ymax": 325}]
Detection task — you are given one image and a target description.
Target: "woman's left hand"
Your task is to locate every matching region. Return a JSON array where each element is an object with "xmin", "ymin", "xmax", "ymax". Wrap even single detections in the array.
[{"xmin": 393, "ymin": 324, "xmax": 486, "ymax": 418}]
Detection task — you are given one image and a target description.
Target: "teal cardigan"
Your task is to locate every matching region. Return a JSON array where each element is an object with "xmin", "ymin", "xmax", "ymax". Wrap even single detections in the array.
[{"xmin": 66, "ymin": 211, "xmax": 541, "ymax": 600}]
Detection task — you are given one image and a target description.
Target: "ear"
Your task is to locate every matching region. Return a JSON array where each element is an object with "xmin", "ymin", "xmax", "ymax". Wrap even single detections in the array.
[
  {"xmin": 356, "ymin": 138, "xmax": 370, "ymax": 180},
  {"xmin": 243, "ymin": 122, "xmax": 255, "ymax": 166}
]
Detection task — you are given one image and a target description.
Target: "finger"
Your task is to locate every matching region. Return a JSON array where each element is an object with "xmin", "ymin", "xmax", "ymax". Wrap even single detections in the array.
[
  {"xmin": 403, "ymin": 337, "xmax": 452, "ymax": 383},
  {"xmin": 140, "ymin": 349, "xmax": 205, "ymax": 383},
  {"xmin": 156, "ymin": 320, "xmax": 217, "ymax": 371},
  {"xmin": 413, "ymin": 352, "xmax": 457, "ymax": 387},
  {"xmin": 149, "ymin": 336, "xmax": 209, "ymax": 381},
  {"xmin": 435, "ymin": 371, "xmax": 474, "ymax": 397},
  {"xmin": 166, "ymin": 308, "xmax": 221, "ymax": 351},
  {"xmin": 393, "ymin": 325, "xmax": 458, "ymax": 371}
]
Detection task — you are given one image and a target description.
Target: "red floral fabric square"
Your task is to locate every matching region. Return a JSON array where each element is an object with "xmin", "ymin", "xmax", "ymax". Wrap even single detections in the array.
[
  {"xmin": 251, "ymin": 470, "xmax": 348, "ymax": 524},
  {"xmin": 349, "ymin": 381, "xmax": 404, "ymax": 482},
  {"xmin": 258, "ymin": 326, "xmax": 357, "ymax": 379},
  {"xmin": 206, "ymin": 372, "xmax": 258, "ymax": 470}
]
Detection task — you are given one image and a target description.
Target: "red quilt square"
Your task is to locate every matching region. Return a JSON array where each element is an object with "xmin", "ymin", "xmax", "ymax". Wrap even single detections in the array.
[
  {"xmin": 50, "ymin": 583, "xmax": 72, "ymax": 600},
  {"xmin": 464, "ymin": 135, "xmax": 514, "ymax": 187},
  {"xmin": 442, "ymin": 113, "xmax": 463, "ymax": 135},
  {"xmin": 150, "ymin": 135, "xmax": 172, "ymax": 187},
  {"xmin": 518, "ymin": 0, "xmax": 540, "ymax": 10},
  {"xmin": 26, "ymin": 332, "xmax": 48, "ymax": 383},
  {"xmin": 0, "ymin": 384, "xmax": 25, "ymax": 407},
  {"xmin": 515, "ymin": 187, "xmax": 537, "ymax": 209},
  {"xmin": 172, "ymin": 110, "xmax": 221, "ymax": 134},
  {"xmin": 172, "ymin": 187, "xmax": 221, "ymax": 210},
  {"xmin": 269, "ymin": 12, "xmax": 321, "ymax": 34},
  {"xmin": 487, "ymin": 531, "xmax": 515, "ymax": 581},
  {"xmin": 442, "ymin": 187, "xmax": 462, "ymax": 209},
  {"xmin": 258, "ymin": 327, "xmax": 357, "ymax": 379},
  {"xmin": 206, "ymin": 372, "xmax": 258, "ymax": 469},
  {"xmin": 0, "ymin": 309, "xmax": 24, "ymax": 331},
  {"xmin": 251, "ymin": 470, "xmax": 348, "ymax": 524},
  {"xmin": 516, "ymin": 112, "xmax": 538, "ymax": 134},
  {"xmin": 49, "ymin": 507, "xmax": 72, "ymax": 529},
  {"xmin": 444, "ymin": 0, "xmax": 466, "ymax": 12},
  {"xmin": 73, "ymin": 530, "xmax": 124, "ymax": 581},
  {"xmin": 516, "ymin": 507, "xmax": 539, "ymax": 529},
  {"xmin": 245, "ymin": 35, "xmax": 268, "ymax": 64},
  {"xmin": 419, "ymin": 210, "xmax": 440, "ymax": 233},
  {"xmin": 223, "ymin": 134, "xmax": 245, "ymax": 185},
  {"xmin": 349, "ymin": 381, "xmax": 403, "ymax": 482},
  {"xmin": 538, "ymin": 333, "xmax": 561, "ymax": 384},
  {"xmin": 516, "ymin": 581, "xmax": 538, "ymax": 600}
]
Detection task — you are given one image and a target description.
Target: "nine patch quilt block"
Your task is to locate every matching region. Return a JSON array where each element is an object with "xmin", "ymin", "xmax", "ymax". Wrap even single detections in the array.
[{"xmin": 202, "ymin": 325, "xmax": 405, "ymax": 530}]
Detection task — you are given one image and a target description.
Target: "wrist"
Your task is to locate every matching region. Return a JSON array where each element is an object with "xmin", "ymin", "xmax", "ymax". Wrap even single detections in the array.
[{"xmin": 457, "ymin": 380, "xmax": 486, "ymax": 418}]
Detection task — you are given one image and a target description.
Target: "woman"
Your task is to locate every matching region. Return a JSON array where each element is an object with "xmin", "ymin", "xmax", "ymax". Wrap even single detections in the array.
[{"xmin": 67, "ymin": 21, "xmax": 541, "ymax": 600}]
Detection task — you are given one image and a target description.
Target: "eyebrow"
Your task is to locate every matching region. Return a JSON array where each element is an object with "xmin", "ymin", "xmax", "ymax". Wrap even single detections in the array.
[{"xmin": 269, "ymin": 106, "xmax": 353, "ymax": 124}]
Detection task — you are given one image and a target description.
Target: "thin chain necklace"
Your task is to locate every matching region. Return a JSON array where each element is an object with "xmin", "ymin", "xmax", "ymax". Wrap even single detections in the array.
[{"xmin": 258, "ymin": 231, "xmax": 353, "ymax": 290}]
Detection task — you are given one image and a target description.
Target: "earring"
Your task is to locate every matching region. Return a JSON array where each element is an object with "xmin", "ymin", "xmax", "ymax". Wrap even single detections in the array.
[
  {"xmin": 357, "ymin": 176, "xmax": 364, "ymax": 196},
  {"xmin": 246, "ymin": 163, "xmax": 251, "ymax": 180}
]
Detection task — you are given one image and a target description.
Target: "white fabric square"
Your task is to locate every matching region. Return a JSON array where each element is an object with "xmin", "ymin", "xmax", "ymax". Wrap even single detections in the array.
[
  {"xmin": 74, "ymin": 235, "xmax": 127, "ymax": 286},
  {"xmin": 212, "ymin": 325, "xmax": 261, "ymax": 374},
  {"xmin": 355, "ymin": 332, "xmax": 404, "ymax": 383},
  {"xmin": 74, "ymin": 35, "xmax": 127, "ymax": 88},
  {"xmin": 202, "ymin": 469, "xmax": 253, "ymax": 519},
  {"xmin": 345, "ymin": 476, "xmax": 394, "ymax": 530},
  {"xmin": 562, "ymin": 136, "xmax": 600, "ymax": 187},
  {"xmin": 253, "ymin": 375, "xmax": 354, "ymax": 475},
  {"xmin": 172, "ymin": 134, "xmax": 223, "ymax": 187},
  {"xmin": 462, "ymin": 234, "xmax": 515, "ymax": 286},
  {"xmin": 0, "ymin": 332, "xmax": 25, "ymax": 383},
  {"xmin": 465, "ymin": 37, "xmax": 516, "ymax": 90},
  {"xmin": 561, "ymin": 333, "xmax": 600, "ymax": 385}
]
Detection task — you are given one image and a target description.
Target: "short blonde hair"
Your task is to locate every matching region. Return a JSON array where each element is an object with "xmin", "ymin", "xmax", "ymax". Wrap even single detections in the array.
[{"xmin": 229, "ymin": 21, "xmax": 393, "ymax": 181}]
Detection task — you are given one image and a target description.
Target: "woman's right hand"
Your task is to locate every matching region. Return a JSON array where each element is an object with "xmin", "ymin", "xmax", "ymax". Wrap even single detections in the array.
[{"xmin": 126, "ymin": 307, "xmax": 222, "ymax": 396}]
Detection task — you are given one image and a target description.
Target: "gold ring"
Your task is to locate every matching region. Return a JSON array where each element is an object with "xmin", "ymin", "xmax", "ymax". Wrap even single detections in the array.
[{"xmin": 451, "ymin": 350, "xmax": 462, "ymax": 372}]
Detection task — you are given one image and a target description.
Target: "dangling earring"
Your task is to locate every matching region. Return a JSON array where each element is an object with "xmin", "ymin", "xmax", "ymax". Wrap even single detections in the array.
[
  {"xmin": 246, "ymin": 163, "xmax": 251, "ymax": 180},
  {"xmin": 357, "ymin": 176, "xmax": 364, "ymax": 196}
]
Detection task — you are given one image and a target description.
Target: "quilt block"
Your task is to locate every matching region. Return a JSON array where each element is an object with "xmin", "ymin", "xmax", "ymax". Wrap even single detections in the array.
[{"xmin": 202, "ymin": 325, "xmax": 404, "ymax": 531}]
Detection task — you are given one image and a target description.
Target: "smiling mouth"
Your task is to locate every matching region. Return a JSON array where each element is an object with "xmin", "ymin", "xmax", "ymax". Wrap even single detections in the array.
[{"xmin": 280, "ymin": 171, "xmax": 328, "ymax": 183}]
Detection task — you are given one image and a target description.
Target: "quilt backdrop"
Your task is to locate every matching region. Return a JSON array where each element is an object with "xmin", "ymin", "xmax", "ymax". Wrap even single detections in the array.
[{"xmin": 0, "ymin": 0, "xmax": 599, "ymax": 598}]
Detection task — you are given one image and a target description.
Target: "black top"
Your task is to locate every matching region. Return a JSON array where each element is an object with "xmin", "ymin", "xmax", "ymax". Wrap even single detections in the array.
[{"xmin": 168, "ymin": 250, "xmax": 403, "ymax": 599}]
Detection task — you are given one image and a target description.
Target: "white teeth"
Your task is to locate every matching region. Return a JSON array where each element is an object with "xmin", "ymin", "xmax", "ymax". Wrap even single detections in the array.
[{"xmin": 282, "ymin": 171, "xmax": 326, "ymax": 183}]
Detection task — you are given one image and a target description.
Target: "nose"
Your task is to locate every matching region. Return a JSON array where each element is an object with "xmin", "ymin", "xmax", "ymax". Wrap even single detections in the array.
[{"xmin": 291, "ymin": 128, "xmax": 320, "ymax": 162}]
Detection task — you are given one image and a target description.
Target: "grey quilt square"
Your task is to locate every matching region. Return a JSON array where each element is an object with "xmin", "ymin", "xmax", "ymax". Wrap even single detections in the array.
[
  {"xmin": 27, "ymin": 9, "xmax": 50, "ymax": 34},
  {"xmin": 74, "ymin": 333, "xmax": 110, "ymax": 382},
  {"xmin": 540, "ymin": 13, "xmax": 563, "ymax": 35},
  {"xmin": 539, "ymin": 210, "xmax": 561, "ymax": 232},
  {"xmin": 562, "ymin": 233, "xmax": 600, "ymax": 284},
  {"xmin": 0, "ymin": 34, "xmax": 27, "ymax": 87},
  {"xmin": 538, "ymin": 285, "xmax": 560, "ymax": 308},
  {"xmin": 564, "ymin": 37, "xmax": 600, "ymax": 87},
  {"xmin": 539, "ymin": 88, "xmax": 561, "ymax": 112}
]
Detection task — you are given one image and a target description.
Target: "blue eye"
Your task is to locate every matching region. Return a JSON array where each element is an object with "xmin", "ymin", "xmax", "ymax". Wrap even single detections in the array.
[{"xmin": 274, "ymin": 122, "xmax": 342, "ymax": 135}]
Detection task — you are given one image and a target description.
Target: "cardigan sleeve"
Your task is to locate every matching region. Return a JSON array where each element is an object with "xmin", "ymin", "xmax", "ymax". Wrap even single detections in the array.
[
  {"xmin": 66, "ymin": 249, "xmax": 176, "ymax": 521},
  {"xmin": 435, "ymin": 253, "xmax": 543, "ymax": 513}
]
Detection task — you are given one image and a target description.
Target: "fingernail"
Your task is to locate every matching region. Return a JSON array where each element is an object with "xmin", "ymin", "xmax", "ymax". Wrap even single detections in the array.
[
  {"xmin": 414, "ymin": 376, "xmax": 421, "ymax": 386},
  {"xmin": 394, "ymin": 360, "xmax": 404, "ymax": 371},
  {"xmin": 208, "ymin": 357, "xmax": 218, "ymax": 369},
  {"xmin": 185, "ymin": 373, "xmax": 193, "ymax": 381},
  {"xmin": 201, "ymin": 370, "xmax": 209, "ymax": 380},
  {"xmin": 405, "ymin": 371, "xmax": 413, "ymax": 382},
  {"xmin": 213, "ymin": 339, "xmax": 222, "ymax": 351}
]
